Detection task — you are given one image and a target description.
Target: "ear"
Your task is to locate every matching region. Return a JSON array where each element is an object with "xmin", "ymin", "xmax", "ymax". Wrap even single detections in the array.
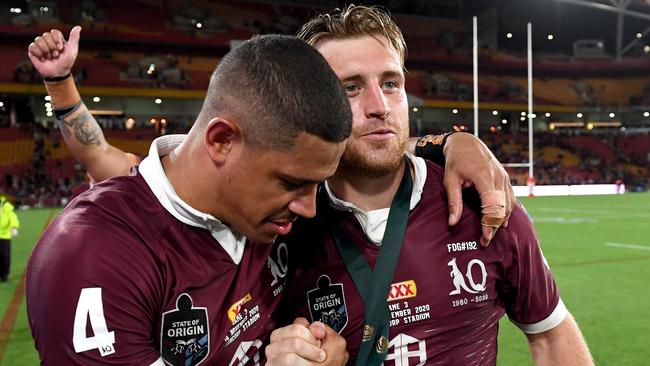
[{"xmin": 203, "ymin": 117, "xmax": 242, "ymax": 164}]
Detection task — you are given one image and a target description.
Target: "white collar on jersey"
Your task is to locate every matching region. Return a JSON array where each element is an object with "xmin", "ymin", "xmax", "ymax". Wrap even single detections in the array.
[
  {"xmin": 324, "ymin": 153, "xmax": 428, "ymax": 245},
  {"xmin": 139, "ymin": 134, "xmax": 247, "ymax": 265}
]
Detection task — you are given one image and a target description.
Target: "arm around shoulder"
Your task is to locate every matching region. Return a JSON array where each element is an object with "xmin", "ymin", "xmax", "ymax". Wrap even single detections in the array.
[{"xmin": 410, "ymin": 132, "xmax": 515, "ymax": 245}]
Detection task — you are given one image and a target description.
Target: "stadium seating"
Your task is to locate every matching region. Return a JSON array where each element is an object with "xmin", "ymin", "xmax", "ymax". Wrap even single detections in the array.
[
  {"xmin": 2, "ymin": 0, "xmax": 649, "ymax": 107},
  {"xmin": 1, "ymin": 0, "xmax": 648, "ymax": 206},
  {"xmin": 616, "ymin": 134, "xmax": 650, "ymax": 162}
]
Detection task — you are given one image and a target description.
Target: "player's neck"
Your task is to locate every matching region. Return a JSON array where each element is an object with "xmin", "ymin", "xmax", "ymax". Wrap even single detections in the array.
[
  {"xmin": 162, "ymin": 138, "xmax": 225, "ymax": 220},
  {"xmin": 327, "ymin": 159, "xmax": 409, "ymax": 211}
]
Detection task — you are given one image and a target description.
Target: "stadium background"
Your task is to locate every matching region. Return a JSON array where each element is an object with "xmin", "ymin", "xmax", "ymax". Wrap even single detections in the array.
[{"xmin": 0, "ymin": 0, "xmax": 648, "ymax": 364}]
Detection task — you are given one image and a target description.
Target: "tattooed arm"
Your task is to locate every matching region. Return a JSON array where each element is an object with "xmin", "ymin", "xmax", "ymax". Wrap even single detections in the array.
[
  {"xmin": 29, "ymin": 26, "xmax": 139, "ymax": 181},
  {"xmin": 56, "ymin": 106, "xmax": 140, "ymax": 181}
]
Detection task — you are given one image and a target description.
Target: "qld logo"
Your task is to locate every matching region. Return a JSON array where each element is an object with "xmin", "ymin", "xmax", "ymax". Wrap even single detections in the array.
[
  {"xmin": 307, "ymin": 275, "xmax": 348, "ymax": 333},
  {"xmin": 447, "ymin": 258, "xmax": 487, "ymax": 295},
  {"xmin": 161, "ymin": 293, "xmax": 209, "ymax": 366}
]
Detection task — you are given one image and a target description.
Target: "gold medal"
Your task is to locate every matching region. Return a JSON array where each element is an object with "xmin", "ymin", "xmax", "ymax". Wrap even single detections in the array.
[
  {"xmin": 375, "ymin": 335, "xmax": 389, "ymax": 354},
  {"xmin": 362, "ymin": 324, "xmax": 375, "ymax": 342}
]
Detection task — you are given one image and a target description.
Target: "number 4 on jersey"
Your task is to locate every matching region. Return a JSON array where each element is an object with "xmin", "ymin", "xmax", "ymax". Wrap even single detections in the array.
[{"xmin": 73, "ymin": 287, "xmax": 116, "ymax": 357}]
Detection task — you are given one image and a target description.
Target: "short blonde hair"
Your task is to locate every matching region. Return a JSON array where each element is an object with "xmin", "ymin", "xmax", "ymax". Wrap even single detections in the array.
[{"xmin": 296, "ymin": 4, "xmax": 407, "ymax": 66}]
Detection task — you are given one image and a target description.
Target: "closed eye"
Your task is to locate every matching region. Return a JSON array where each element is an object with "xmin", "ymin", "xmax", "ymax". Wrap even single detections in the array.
[{"xmin": 281, "ymin": 179, "xmax": 303, "ymax": 191}]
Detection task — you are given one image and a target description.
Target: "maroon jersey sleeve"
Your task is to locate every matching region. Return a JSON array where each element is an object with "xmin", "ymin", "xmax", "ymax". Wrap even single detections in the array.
[
  {"xmin": 499, "ymin": 203, "xmax": 568, "ymax": 334},
  {"xmin": 27, "ymin": 204, "xmax": 164, "ymax": 365}
]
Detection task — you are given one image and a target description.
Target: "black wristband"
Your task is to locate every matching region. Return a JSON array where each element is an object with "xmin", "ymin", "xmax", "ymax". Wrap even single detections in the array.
[
  {"xmin": 441, "ymin": 130, "xmax": 458, "ymax": 147},
  {"xmin": 43, "ymin": 73, "xmax": 71, "ymax": 82},
  {"xmin": 54, "ymin": 101, "xmax": 82, "ymax": 119},
  {"xmin": 415, "ymin": 137, "xmax": 445, "ymax": 167},
  {"xmin": 414, "ymin": 131, "xmax": 461, "ymax": 168}
]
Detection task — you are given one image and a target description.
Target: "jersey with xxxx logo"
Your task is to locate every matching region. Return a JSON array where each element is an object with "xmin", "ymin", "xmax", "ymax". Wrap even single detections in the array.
[{"xmin": 281, "ymin": 160, "xmax": 567, "ymax": 365}]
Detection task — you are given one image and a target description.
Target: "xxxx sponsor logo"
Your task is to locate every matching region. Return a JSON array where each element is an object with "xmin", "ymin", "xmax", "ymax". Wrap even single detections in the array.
[
  {"xmin": 227, "ymin": 293, "xmax": 252, "ymax": 323},
  {"xmin": 387, "ymin": 280, "xmax": 417, "ymax": 302}
]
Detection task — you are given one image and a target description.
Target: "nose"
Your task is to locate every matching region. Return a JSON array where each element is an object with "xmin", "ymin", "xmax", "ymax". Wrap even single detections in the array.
[
  {"xmin": 364, "ymin": 83, "xmax": 390, "ymax": 120},
  {"xmin": 288, "ymin": 184, "xmax": 318, "ymax": 219}
]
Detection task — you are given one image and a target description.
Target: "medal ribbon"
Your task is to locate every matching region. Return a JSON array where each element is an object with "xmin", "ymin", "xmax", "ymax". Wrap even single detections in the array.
[{"xmin": 331, "ymin": 158, "xmax": 413, "ymax": 366}]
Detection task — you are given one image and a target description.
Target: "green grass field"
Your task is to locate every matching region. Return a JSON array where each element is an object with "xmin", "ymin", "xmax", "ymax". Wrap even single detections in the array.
[{"xmin": 1, "ymin": 193, "xmax": 649, "ymax": 365}]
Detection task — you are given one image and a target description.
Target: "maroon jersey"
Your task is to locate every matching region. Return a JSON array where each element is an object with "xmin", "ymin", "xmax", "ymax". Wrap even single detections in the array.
[
  {"xmin": 27, "ymin": 140, "xmax": 288, "ymax": 366},
  {"xmin": 283, "ymin": 159, "xmax": 566, "ymax": 365}
]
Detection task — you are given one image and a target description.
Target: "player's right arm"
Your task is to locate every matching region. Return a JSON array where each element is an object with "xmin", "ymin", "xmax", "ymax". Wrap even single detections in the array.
[
  {"xmin": 28, "ymin": 26, "xmax": 138, "ymax": 182},
  {"xmin": 26, "ymin": 210, "xmax": 163, "ymax": 365}
]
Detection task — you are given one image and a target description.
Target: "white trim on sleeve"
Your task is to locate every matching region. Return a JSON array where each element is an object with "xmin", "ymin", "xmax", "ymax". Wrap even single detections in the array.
[
  {"xmin": 510, "ymin": 298, "xmax": 568, "ymax": 334},
  {"xmin": 149, "ymin": 356, "xmax": 165, "ymax": 366}
]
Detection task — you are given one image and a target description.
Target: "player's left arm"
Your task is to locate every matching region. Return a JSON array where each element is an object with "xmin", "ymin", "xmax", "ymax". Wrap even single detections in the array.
[
  {"xmin": 409, "ymin": 132, "xmax": 515, "ymax": 246},
  {"xmin": 525, "ymin": 313, "xmax": 593, "ymax": 366},
  {"xmin": 501, "ymin": 205, "xmax": 593, "ymax": 364}
]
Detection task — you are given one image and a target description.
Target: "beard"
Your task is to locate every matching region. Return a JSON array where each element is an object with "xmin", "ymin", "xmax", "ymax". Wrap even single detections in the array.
[{"xmin": 338, "ymin": 120, "xmax": 409, "ymax": 177}]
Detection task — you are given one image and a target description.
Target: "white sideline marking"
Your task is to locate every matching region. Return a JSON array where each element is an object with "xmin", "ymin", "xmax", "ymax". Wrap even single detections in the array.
[
  {"xmin": 536, "ymin": 207, "xmax": 650, "ymax": 218},
  {"xmin": 533, "ymin": 217, "xmax": 597, "ymax": 224},
  {"xmin": 536, "ymin": 207, "xmax": 612, "ymax": 214},
  {"xmin": 605, "ymin": 242, "xmax": 650, "ymax": 251}
]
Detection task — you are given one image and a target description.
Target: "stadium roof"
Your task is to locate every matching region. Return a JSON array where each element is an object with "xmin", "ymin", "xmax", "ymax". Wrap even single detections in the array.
[{"xmin": 373, "ymin": 0, "xmax": 650, "ymax": 57}]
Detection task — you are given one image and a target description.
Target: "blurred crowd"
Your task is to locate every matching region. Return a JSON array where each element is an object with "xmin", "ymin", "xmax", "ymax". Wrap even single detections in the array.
[
  {"xmin": 483, "ymin": 131, "xmax": 650, "ymax": 192},
  {"xmin": 2, "ymin": 123, "xmax": 87, "ymax": 208},
  {"xmin": 2, "ymin": 122, "xmax": 648, "ymax": 208}
]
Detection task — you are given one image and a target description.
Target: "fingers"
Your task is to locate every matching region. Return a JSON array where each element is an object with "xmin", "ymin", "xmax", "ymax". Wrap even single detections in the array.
[
  {"xmin": 480, "ymin": 226, "xmax": 497, "ymax": 247},
  {"xmin": 293, "ymin": 317, "xmax": 326, "ymax": 342},
  {"xmin": 41, "ymin": 32, "xmax": 59, "ymax": 57},
  {"xmin": 28, "ymin": 26, "xmax": 80, "ymax": 60},
  {"xmin": 27, "ymin": 42, "xmax": 43, "ymax": 61},
  {"xmin": 31, "ymin": 35, "xmax": 53, "ymax": 60},
  {"xmin": 443, "ymin": 173, "xmax": 464, "ymax": 226},
  {"xmin": 50, "ymin": 29, "xmax": 65, "ymax": 50},
  {"xmin": 479, "ymin": 190, "xmax": 506, "ymax": 246},
  {"xmin": 308, "ymin": 321, "xmax": 326, "ymax": 340},
  {"xmin": 503, "ymin": 173, "xmax": 515, "ymax": 227},
  {"xmin": 265, "ymin": 353, "xmax": 313, "ymax": 366},
  {"xmin": 29, "ymin": 30, "xmax": 64, "ymax": 61},
  {"xmin": 475, "ymin": 156, "xmax": 508, "ymax": 246},
  {"xmin": 270, "ymin": 323, "xmax": 321, "ymax": 346},
  {"xmin": 68, "ymin": 25, "xmax": 82, "ymax": 49},
  {"xmin": 27, "ymin": 26, "xmax": 82, "ymax": 77},
  {"xmin": 319, "ymin": 324, "xmax": 349, "ymax": 365},
  {"xmin": 293, "ymin": 317, "xmax": 310, "ymax": 327},
  {"xmin": 265, "ymin": 337, "xmax": 326, "ymax": 363},
  {"xmin": 441, "ymin": 132, "xmax": 513, "ymax": 243},
  {"xmin": 266, "ymin": 321, "xmax": 327, "ymax": 365}
]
